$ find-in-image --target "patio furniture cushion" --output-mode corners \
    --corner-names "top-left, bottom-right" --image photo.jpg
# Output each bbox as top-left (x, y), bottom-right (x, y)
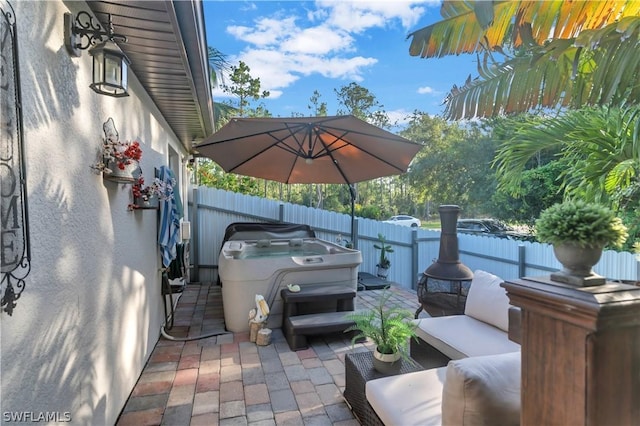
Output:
top-left (442, 352), bottom-right (521, 425)
top-left (464, 269), bottom-right (511, 332)
top-left (366, 367), bottom-right (447, 426)
top-left (413, 315), bottom-right (520, 359)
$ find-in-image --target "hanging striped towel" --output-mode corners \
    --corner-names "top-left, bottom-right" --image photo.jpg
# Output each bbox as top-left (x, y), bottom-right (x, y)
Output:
top-left (158, 166), bottom-right (181, 267)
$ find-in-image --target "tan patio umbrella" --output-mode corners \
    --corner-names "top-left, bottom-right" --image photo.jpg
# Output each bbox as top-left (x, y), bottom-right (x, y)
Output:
top-left (196, 115), bottom-right (422, 243)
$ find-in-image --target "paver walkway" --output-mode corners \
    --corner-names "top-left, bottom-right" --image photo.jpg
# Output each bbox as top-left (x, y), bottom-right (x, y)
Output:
top-left (116, 281), bottom-right (427, 425)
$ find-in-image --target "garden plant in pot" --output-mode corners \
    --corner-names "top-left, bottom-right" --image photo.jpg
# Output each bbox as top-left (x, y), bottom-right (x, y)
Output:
top-left (374, 233), bottom-right (393, 279)
top-left (536, 200), bottom-right (628, 286)
top-left (91, 118), bottom-right (143, 183)
top-left (345, 289), bottom-right (417, 374)
top-left (129, 175), bottom-right (173, 210)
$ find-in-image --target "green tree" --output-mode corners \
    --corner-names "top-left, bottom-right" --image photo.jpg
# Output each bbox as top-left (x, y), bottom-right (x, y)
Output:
top-left (407, 1), bottom-right (640, 120)
top-left (308, 90), bottom-right (328, 116)
top-left (195, 159), bottom-right (260, 195)
top-left (489, 162), bottom-right (564, 225)
top-left (401, 112), bottom-right (469, 212)
top-left (334, 82), bottom-right (390, 128)
top-left (200, 61), bottom-right (271, 192)
top-left (221, 61), bottom-right (270, 117)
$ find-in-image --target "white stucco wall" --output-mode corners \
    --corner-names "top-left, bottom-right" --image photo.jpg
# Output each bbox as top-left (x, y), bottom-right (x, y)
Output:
top-left (1, 1), bottom-right (188, 423)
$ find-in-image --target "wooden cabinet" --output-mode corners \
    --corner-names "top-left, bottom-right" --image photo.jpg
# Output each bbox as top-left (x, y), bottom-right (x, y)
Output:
top-left (503, 276), bottom-right (640, 426)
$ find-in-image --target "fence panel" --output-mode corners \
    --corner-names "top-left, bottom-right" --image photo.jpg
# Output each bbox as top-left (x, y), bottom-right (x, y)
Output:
top-left (189, 187), bottom-right (639, 287)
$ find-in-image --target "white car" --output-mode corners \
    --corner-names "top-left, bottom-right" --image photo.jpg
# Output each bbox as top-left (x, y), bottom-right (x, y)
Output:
top-left (384, 215), bottom-right (421, 227)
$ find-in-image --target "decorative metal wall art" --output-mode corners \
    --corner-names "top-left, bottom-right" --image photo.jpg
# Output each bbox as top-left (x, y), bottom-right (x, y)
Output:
top-left (1, 0), bottom-right (31, 316)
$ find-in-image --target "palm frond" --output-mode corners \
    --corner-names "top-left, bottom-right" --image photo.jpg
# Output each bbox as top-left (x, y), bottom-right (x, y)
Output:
top-left (442, 19), bottom-right (640, 120)
top-left (409, 1), bottom-right (640, 119)
top-left (208, 46), bottom-right (230, 88)
top-left (408, 0), bottom-right (640, 58)
top-left (213, 103), bottom-right (238, 131)
top-left (408, 1), bottom-right (519, 58)
top-left (495, 106), bottom-right (640, 205)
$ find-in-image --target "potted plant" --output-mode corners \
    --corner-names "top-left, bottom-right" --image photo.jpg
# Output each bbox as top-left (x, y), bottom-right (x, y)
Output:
top-left (535, 200), bottom-right (628, 286)
top-left (129, 176), bottom-right (172, 210)
top-left (91, 118), bottom-right (142, 183)
top-left (346, 289), bottom-right (417, 374)
top-left (374, 233), bottom-right (393, 279)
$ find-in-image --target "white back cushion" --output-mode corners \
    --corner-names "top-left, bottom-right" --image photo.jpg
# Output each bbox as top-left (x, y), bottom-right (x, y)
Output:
top-left (442, 352), bottom-right (521, 426)
top-left (464, 270), bottom-right (510, 331)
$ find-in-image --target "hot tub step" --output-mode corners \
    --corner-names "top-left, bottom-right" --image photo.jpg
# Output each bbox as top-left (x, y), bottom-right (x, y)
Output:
top-left (281, 285), bottom-right (356, 318)
top-left (284, 311), bottom-right (359, 351)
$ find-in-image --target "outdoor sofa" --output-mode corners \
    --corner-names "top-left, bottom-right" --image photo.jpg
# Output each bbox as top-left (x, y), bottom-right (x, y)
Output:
top-left (412, 269), bottom-right (521, 360)
top-left (365, 270), bottom-right (522, 425)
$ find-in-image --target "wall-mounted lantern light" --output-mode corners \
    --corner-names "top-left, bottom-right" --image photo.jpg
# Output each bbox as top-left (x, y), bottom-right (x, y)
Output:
top-left (64, 11), bottom-right (130, 97)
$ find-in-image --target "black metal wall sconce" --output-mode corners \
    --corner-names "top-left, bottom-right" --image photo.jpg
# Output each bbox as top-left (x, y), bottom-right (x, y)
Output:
top-left (64, 11), bottom-right (130, 97)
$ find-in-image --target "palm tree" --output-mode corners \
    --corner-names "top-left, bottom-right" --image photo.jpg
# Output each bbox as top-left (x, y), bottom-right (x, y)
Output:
top-left (493, 106), bottom-right (640, 248)
top-left (494, 106), bottom-right (639, 206)
top-left (407, 1), bottom-right (640, 120)
top-left (208, 46), bottom-right (237, 129)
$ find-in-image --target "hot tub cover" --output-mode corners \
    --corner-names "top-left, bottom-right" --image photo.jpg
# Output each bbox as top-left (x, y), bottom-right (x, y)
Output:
top-left (222, 222), bottom-right (316, 243)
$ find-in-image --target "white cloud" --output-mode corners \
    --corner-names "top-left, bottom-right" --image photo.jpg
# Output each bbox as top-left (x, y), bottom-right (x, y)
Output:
top-left (386, 108), bottom-right (415, 126)
top-left (417, 86), bottom-right (439, 95)
top-left (219, 1), bottom-right (436, 107)
top-left (281, 25), bottom-right (354, 55)
top-left (232, 48), bottom-right (377, 95)
top-left (227, 16), bottom-right (298, 47)
top-left (316, 1), bottom-right (433, 32)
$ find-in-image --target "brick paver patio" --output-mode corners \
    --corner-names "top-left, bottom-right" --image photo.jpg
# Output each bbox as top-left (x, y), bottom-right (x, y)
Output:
top-left (116, 281), bottom-right (426, 425)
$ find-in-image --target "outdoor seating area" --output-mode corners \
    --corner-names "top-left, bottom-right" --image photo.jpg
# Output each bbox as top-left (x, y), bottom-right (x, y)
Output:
top-left (117, 268), bottom-right (640, 426)
top-left (120, 265), bottom-right (527, 426)
top-left (367, 270), bottom-right (522, 425)
top-left (116, 281), bottom-right (431, 425)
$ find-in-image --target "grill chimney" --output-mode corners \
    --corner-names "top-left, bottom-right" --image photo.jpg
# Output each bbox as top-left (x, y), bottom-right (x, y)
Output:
top-left (416, 205), bottom-right (474, 317)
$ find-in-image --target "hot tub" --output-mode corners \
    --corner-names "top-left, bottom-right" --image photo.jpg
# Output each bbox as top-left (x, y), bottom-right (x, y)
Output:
top-left (219, 237), bottom-right (362, 332)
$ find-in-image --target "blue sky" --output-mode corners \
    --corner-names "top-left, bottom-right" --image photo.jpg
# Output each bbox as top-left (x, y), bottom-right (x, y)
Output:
top-left (203, 1), bottom-right (479, 124)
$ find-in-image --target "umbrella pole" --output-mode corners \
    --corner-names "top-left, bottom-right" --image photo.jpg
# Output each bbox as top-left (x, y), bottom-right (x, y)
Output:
top-left (349, 184), bottom-right (356, 248)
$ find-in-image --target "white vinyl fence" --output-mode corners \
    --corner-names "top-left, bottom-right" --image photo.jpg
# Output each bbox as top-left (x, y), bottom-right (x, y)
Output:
top-left (188, 187), bottom-right (639, 289)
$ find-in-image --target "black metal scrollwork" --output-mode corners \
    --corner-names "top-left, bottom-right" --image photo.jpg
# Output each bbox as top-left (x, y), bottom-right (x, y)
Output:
top-left (1, 0), bottom-right (31, 316)
top-left (69, 11), bottom-right (127, 51)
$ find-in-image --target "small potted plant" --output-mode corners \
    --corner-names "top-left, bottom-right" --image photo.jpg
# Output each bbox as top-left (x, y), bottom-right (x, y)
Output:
top-left (374, 233), bottom-right (393, 279)
top-left (535, 200), bottom-right (628, 286)
top-left (345, 289), bottom-right (417, 374)
top-left (129, 176), bottom-right (172, 210)
top-left (91, 118), bottom-right (142, 183)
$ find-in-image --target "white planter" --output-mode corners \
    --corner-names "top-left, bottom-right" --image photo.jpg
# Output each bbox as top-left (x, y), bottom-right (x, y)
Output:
top-left (104, 159), bottom-right (139, 184)
top-left (376, 265), bottom-right (389, 279)
top-left (372, 347), bottom-right (401, 375)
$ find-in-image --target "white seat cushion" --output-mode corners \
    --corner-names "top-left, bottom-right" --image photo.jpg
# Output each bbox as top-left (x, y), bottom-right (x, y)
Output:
top-left (366, 367), bottom-right (447, 426)
top-left (413, 315), bottom-right (520, 359)
top-left (464, 270), bottom-right (511, 332)
top-left (442, 352), bottom-right (521, 425)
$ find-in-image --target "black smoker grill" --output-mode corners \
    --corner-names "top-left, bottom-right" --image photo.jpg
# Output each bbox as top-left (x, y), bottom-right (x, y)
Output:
top-left (416, 205), bottom-right (474, 317)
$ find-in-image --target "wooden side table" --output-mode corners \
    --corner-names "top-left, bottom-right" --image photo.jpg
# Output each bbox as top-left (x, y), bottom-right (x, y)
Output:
top-left (344, 351), bottom-right (424, 425)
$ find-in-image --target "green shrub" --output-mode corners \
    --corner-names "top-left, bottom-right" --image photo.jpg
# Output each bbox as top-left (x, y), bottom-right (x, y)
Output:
top-left (535, 200), bottom-right (628, 249)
